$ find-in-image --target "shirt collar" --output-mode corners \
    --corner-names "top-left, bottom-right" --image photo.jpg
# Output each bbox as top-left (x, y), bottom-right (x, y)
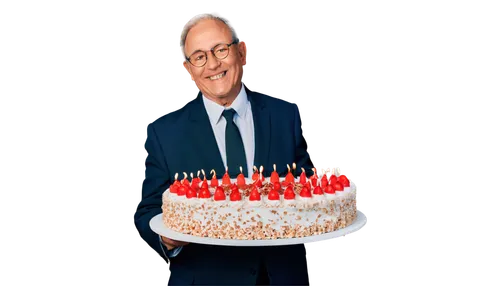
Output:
top-left (202, 84), bottom-right (249, 125)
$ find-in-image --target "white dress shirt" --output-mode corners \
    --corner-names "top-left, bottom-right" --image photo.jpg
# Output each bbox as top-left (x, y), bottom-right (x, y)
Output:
top-left (202, 84), bottom-right (255, 177)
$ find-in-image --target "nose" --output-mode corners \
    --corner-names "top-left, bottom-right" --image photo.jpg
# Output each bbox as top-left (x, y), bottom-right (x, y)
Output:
top-left (205, 51), bottom-right (221, 70)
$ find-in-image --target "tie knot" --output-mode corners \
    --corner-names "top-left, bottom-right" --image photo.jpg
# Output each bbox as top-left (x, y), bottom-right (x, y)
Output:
top-left (222, 108), bottom-right (237, 122)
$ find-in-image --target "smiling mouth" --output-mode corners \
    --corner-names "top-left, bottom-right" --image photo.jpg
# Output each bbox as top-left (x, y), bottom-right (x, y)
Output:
top-left (208, 71), bottom-right (227, 80)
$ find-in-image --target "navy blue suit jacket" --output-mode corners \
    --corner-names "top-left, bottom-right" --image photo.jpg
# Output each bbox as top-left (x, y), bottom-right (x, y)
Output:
top-left (134, 86), bottom-right (314, 285)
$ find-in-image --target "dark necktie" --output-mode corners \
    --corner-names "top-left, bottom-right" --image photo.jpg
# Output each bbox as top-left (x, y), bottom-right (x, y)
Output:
top-left (222, 109), bottom-right (248, 177)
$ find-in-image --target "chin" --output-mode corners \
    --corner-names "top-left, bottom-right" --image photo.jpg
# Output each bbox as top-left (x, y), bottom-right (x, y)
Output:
top-left (202, 81), bottom-right (238, 99)
top-left (211, 88), bottom-right (232, 98)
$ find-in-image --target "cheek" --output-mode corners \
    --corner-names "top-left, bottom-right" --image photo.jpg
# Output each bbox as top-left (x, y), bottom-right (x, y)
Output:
top-left (232, 60), bottom-right (241, 70)
top-left (193, 70), bottom-right (205, 81)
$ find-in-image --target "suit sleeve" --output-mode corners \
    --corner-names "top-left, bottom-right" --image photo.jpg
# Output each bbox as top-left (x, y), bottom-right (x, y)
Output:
top-left (293, 104), bottom-right (315, 176)
top-left (134, 123), bottom-right (171, 262)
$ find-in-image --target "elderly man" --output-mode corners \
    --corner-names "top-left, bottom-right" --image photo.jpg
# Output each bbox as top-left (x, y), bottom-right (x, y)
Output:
top-left (134, 14), bottom-right (314, 285)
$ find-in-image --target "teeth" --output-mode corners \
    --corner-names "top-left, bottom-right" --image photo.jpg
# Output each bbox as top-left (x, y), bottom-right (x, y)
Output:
top-left (209, 72), bottom-right (225, 80)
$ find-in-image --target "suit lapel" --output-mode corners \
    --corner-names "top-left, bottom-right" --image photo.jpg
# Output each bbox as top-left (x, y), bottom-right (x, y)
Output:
top-left (187, 93), bottom-right (226, 176)
top-left (246, 87), bottom-right (271, 173)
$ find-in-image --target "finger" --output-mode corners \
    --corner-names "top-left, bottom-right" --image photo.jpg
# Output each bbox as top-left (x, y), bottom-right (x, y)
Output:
top-left (161, 236), bottom-right (176, 245)
top-left (170, 239), bottom-right (189, 246)
top-left (161, 236), bottom-right (189, 246)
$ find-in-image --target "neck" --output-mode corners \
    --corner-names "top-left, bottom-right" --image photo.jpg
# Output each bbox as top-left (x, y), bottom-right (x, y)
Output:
top-left (217, 97), bottom-right (234, 107)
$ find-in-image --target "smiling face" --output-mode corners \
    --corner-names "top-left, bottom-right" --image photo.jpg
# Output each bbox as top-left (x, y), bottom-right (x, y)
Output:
top-left (183, 19), bottom-right (246, 106)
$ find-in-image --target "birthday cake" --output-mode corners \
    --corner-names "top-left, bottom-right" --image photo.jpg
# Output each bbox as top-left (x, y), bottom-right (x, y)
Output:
top-left (161, 164), bottom-right (357, 240)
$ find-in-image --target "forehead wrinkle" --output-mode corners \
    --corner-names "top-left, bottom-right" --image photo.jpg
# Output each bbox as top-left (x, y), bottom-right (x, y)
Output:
top-left (184, 20), bottom-right (232, 56)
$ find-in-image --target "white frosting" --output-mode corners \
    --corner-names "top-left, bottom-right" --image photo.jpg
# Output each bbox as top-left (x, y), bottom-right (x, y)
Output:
top-left (282, 198), bottom-right (298, 207)
top-left (229, 200), bottom-right (244, 209)
top-left (246, 199), bottom-right (263, 208)
top-left (335, 190), bottom-right (347, 199)
top-left (324, 193), bottom-right (337, 200)
top-left (263, 197), bottom-right (281, 207)
top-left (212, 199), bottom-right (229, 207)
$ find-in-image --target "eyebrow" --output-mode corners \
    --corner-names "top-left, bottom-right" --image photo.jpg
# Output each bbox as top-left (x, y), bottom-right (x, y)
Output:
top-left (188, 42), bottom-right (229, 56)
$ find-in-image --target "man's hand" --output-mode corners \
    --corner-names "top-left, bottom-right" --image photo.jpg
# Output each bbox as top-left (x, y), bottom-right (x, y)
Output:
top-left (161, 236), bottom-right (189, 250)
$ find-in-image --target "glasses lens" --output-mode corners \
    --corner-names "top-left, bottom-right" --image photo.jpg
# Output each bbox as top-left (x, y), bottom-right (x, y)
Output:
top-left (213, 44), bottom-right (230, 60)
top-left (189, 51), bottom-right (207, 67)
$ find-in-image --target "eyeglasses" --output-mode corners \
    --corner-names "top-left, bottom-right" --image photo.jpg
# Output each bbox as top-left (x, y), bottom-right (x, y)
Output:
top-left (186, 40), bottom-right (239, 67)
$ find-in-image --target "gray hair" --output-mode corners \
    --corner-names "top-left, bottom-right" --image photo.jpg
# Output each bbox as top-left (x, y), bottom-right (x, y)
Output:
top-left (180, 13), bottom-right (239, 58)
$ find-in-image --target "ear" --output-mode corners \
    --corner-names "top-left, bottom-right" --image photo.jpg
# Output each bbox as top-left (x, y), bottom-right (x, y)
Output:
top-left (237, 41), bottom-right (247, 66)
top-left (183, 61), bottom-right (195, 81)
top-left (181, 59), bottom-right (192, 79)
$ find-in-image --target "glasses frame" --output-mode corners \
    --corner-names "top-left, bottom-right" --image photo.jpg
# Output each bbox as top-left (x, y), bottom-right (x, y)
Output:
top-left (185, 40), bottom-right (239, 67)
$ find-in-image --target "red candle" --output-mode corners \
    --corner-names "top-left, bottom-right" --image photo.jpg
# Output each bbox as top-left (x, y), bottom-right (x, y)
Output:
top-left (253, 177), bottom-right (263, 188)
top-left (252, 166), bottom-right (260, 181)
top-left (213, 186), bottom-right (226, 201)
top-left (284, 185), bottom-right (295, 200)
top-left (182, 172), bottom-right (190, 186)
top-left (210, 169), bottom-right (218, 187)
top-left (268, 189), bottom-right (280, 200)
top-left (199, 187), bottom-right (211, 198)
top-left (329, 173), bottom-right (338, 185)
top-left (200, 169), bottom-right (209, 189)
top-left (259, 166), bottom-right (266, 182)
top-left (177, 185), bottom-right (187, 196)
top-left (170, 173), bottom-right (181, 193)
top-left (321, 173), bottom-right (329, 188)
top-left (339, 175), bottom-right (350, 187)
top-left (237, 166), bottom-right (246, 186)
top-left (271, 164), bottom-right (279, 184)
top-left (230, 188), bottom-right (241, 201)
top-left (284, 164), bottom-right (294, 185)
top-left (299, 186), bottom-right (312, 198)
top-left (191, 171), bottom-right (200, 192)
top-left (310, 168), bottom-right (318, 187)
top-left (191, 170), bottom-right (201, 186)
top-left (222, 167), bottom-right (231, 185)
top-left (249, 185), bottom-right (261, 201)
top-left (314, 185), bottom-right (325, 195)
top-left (299, 167), bottom-right (307, 185)
top-left (186, 186), bottom-right (197, 198)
